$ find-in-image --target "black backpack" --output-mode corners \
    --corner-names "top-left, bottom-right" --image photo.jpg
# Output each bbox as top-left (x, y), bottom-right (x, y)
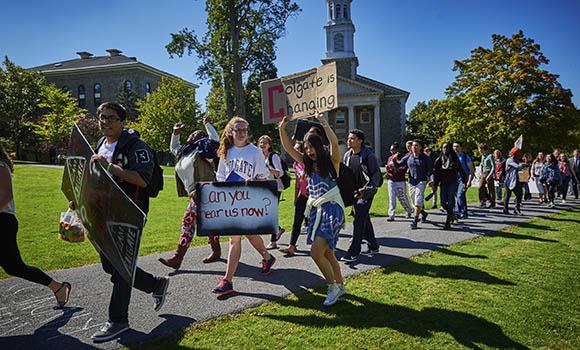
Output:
top-left (99, 135), bottom-right (164, 198)
top-left (330, 162), bottom-right (356, 207)
top-left (268, 152), bottom-right (291, 190)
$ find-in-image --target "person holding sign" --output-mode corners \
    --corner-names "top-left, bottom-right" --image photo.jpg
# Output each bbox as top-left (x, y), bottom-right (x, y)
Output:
top-left (90, 102), bottom-right (169, 343)
top-left (0, 146), bottom-right (72, 310)
top-left (258, 135), bottom-right (287, 250)
top-left (158, 116), bottom-right (221, 269)
top-left (212, 117), bottom-right (277, 296)
top-left (279, 113), bottom-right (346, 307)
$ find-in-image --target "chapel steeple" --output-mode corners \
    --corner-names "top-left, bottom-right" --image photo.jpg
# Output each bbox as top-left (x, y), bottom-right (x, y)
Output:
top-left (322, 0), bottom-right (358, 79)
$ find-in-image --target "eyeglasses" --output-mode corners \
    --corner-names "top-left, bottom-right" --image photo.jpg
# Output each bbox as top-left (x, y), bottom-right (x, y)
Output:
top-left (98, 114), bottom-right (120, 123)
top-left (233, 128), bottom-right (248, 133)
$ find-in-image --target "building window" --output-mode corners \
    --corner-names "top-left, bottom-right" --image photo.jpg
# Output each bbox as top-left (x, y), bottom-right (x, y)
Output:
top-left (145, 82), bottom-right (151, 95)
top-left (94, 83), bottom-right (102, 107)
top-left (335, 4), bottom-right (342, 18)
top-left (125, 80), bottom-right (133, 91)
top-left (334, 33), bottom-right (344, 51)
top-left (335, 111), bottom-right (345, 125)
top-left (360, 110), bottom-right (371, 124)
top-left (78, 85), bottom-right (86, 107)
top-left (329, 3), bottom-right (333, 19)
top-left (62, 86), bottom-right (69, 93)
top-left (344, 5), bottom-right (348, 19)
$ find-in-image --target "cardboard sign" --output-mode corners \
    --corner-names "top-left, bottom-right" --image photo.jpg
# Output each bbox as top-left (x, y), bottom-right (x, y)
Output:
top-left (61, 124), bottom-right (146, 286)
top-left (261, 62), bottom-right (338, 124)
top-left (195, 181), bottom-right (279, 236)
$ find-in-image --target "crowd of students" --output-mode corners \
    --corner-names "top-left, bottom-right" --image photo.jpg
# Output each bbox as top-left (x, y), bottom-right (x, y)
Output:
top-left (1, 102), bottom-right (578, 343)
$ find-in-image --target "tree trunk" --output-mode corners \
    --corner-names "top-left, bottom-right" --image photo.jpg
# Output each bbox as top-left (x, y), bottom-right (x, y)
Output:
top-left (228, 0), bottom-right (246, 118)
top-left (222, 69), bottom-right (235, 119)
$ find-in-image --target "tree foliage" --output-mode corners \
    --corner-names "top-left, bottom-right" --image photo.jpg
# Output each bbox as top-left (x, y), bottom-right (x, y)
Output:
top-left (408, 31), bottom-right (579, 153)
top-left (116, 80), bottom-right (139, 120)
top-left (132, 78), bottom-right (200, 151)
top-left (166, 0), bottom-right (300, 119)
top-left (0, 57), bottom-right (45, 158)
top-left (32, 84), bottom-right (86, 151)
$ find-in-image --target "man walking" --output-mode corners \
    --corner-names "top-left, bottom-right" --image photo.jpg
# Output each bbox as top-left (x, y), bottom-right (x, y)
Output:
top-left (478, 143), bottom-right (496, 208)
top-left (385, 142), bottom-right (413, 221)
top-left (341, 130), bottom-right (381, 262)
top-left (90, 102), bottom-right (169, 343)
top-left (571, 149), bottom-right (580, 199)
top-left (453, 142), bottom-right (475, 219)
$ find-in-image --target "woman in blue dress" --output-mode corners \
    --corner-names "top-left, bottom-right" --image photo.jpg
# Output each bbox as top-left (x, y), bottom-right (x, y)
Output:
top-left (279, 113), bottom-right (346, 307)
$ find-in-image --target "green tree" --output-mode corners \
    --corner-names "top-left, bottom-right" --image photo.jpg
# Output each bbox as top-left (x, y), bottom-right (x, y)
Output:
top-left (166, 0), bottom-right (300, 119)
top-left (445, 30), bottom-right (579, 153)
top-left (244, 60), bottom-right (278, 144)
top-left (116, 80), bottom-right (139, 120)
top-left (0, 57), bottom-right (45, 159)
top-left (132, 77), bottom-right (199, 151)
top-left (204, 72), bottom-right (229, 133)
top-left (406, 99), bottom-right (449, 148)
top-left (32, 84), bottom-right (87, 151)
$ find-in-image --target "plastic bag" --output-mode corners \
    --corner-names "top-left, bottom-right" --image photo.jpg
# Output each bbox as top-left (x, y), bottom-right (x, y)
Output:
top-left (59, 209), bottom-right (86, 243)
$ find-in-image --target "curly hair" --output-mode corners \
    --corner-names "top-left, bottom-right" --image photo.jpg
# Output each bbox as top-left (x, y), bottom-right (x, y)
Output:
top-left (218, 116), bottom-right (249, 160)
top-left (0, 145), bottom-right (14, 173)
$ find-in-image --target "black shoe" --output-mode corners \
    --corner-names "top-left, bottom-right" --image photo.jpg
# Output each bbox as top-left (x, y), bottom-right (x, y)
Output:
top-left (502, 209), bottom-right (509, 214)
top-left (421, 211), bottom-right (428, 223)
top-left (488, 204), bottom-right (496, 208)
top-left (91, 321), bottom-right (129, 343)
top-left (410, 220), bottom-right (418, 230)
top-left (153, 277), bottom-right (170, 311)
top-left (340, 254), bottom-right (357, 263)
top-left (363, 247), bottom-right (379, 256)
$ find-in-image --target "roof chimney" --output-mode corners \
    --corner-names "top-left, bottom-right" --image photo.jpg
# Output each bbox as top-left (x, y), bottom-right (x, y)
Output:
top-left (106, 49), bottom-right (123, 57)
top-left (76, 51), bottom-right (93, 59)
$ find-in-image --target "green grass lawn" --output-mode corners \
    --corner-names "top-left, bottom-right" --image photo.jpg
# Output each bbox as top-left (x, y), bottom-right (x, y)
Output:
top-left (3, 164), bottom-right (479, 279)
top-left (137, 207), bottom-right (580, 350)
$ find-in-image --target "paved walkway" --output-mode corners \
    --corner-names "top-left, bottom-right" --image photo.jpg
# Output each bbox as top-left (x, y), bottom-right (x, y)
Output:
top-left (1, 199), bottom-right (578, 349)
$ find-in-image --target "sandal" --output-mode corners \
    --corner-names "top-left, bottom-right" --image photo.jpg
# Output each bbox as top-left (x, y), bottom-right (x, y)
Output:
top-left (278, 246), bottom-right (296, 256)
top-left (53, 282), bottom-right (71, 310)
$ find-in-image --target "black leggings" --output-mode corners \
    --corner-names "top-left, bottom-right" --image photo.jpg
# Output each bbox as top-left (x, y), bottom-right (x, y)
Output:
top-left (0, 213), bottom-right (52, 286)
top-left (289, 194), bottom-right (308, 246)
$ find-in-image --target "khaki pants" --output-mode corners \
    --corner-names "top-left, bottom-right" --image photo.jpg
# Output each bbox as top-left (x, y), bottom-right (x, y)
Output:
top-left (478, 171), bottom-right (496, 205)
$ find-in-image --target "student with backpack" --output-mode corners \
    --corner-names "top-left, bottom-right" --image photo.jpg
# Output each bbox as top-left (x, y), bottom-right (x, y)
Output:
top-left (542, 154), bottom-right (562, 208)
top-left (90, 102), bottom-right (169, 343)
top-left (279, 114), bottom-right (346, 307)
top-left (502, 147), bottom-right (525, 215)
top-left (258, 135), bottom-right (288, 250)
top-left (453, 142), bottom-right (475, 219)
top-left (158, 116), bottom-right (221, 270)
top-left (340, 129), bottom-right (381, 262)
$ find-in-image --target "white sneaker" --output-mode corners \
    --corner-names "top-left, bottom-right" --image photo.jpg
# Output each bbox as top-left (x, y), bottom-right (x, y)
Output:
top-left (323, 283), bottom-right (343, 306)
top-left (300, 225), bottom-right (308, 234)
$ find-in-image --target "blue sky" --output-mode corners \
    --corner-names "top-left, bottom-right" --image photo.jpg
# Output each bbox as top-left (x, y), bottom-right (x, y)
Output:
top-left (1, 0), bottom-right (579, 111)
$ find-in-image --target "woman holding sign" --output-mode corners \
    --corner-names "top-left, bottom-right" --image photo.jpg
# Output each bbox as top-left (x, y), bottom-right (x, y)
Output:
top-left (212, 117), bottom-right (277, 296)
top-left (279, 113), bottom-right (346, 307)
top-left (0, 146), bottom-right (72, 309)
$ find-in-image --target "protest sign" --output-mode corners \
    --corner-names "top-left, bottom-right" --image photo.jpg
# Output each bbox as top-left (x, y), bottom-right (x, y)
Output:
top-left (260, 62), bottom-right (338, 124)
top-left (61, 124), bottom-right (146, 286)
top-left (195, 181), bottom-right (279, 236)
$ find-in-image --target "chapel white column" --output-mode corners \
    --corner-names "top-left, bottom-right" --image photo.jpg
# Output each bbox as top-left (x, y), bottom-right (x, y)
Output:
top-left (348, 105), bottom-right (355, 131)
top-left (374, 103), bottom-right (381, 159)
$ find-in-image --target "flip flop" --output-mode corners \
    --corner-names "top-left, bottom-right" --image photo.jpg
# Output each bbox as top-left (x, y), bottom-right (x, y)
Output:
top-left (53, 282), bottom-right (71, 310)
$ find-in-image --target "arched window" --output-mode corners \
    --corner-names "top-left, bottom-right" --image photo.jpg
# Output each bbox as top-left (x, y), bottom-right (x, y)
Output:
top-left (93, 83), bottom-right (102, 107)
top-left (343, 5), bottom-right (348, 19)
top-left (78, 85), bottom-right (86, 107)
top-left (145, 82), bottom-right (151, 95)
top-left (329, 3), bottom-right (334, 19)
top-left (334, 33), bottom-right (344, 51)
top-left (125, 80), bottom-right (133, 91)
top-left (335, 4), bottom-right (342, 19)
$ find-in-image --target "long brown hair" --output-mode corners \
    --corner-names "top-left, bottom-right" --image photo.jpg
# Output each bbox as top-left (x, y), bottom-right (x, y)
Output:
top-left (0, 145), bottom-right (14, 173)
top-left (303, 132), bottom-right (331, 178)
top-left (218, 116), bottom-right (248, 160)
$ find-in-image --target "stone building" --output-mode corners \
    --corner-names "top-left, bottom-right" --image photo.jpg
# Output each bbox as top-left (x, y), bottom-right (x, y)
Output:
top-left (323, 0), bottom-right (409, 163)
top-left (29, 49), bottom-right (198, 116)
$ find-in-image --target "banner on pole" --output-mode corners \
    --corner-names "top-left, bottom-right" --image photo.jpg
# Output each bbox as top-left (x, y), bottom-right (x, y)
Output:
top-left (195, 181), bottom-right (279, 236)
top-left (61, 124), bottom-right (146, 286)
top-left (260, 62), bottom-right (338, 124)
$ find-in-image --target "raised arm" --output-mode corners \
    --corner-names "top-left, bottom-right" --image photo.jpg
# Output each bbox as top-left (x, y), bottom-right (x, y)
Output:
top-left (315, 113), bottom-right (340, 173)
top-left (278, 116), bottom-right (303, 164)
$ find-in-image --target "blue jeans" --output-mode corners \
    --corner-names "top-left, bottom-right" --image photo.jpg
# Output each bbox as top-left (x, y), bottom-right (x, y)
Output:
top-left (454, 180), bottom-right (467, 217)
top-left (496, 182), bottom-right (503, 201)
top-left (440, 182), bottom-right (458, 218)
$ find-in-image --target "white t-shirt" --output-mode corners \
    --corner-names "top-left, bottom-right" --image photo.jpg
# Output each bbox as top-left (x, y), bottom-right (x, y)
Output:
top-left (266, 152), bottom-right (284, 193)
top-left (216, 143), bottom-right (269, 182)
top-left (98, 141), bottom-right (118, 163)
top-left (0, 161), bottom-right (15, 215)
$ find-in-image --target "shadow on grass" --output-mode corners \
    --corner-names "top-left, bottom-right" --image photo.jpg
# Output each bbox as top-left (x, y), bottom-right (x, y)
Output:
top-left (382, 260), bottom-right (515, 285)
top-left (376, 237), bottom-right (488, 259)
top-left (264, 290), bottom-right (529, 349)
